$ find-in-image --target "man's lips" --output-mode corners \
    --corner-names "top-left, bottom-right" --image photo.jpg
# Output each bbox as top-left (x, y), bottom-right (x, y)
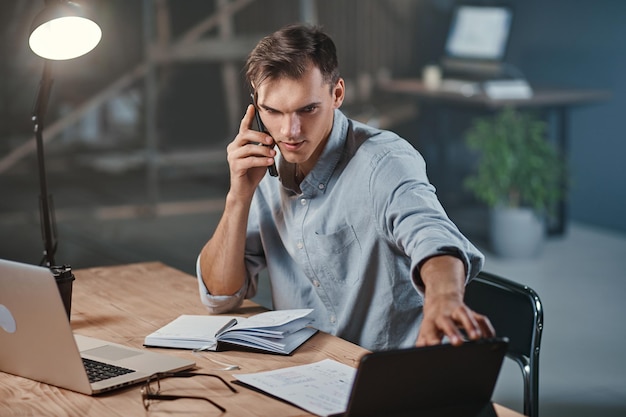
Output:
top-left (279, 141), bottom-right (305, 152)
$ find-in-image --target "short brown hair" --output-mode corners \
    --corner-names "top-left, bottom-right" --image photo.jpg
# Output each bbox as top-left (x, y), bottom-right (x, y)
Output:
top-left (245, 24), bottom-right (340, 92)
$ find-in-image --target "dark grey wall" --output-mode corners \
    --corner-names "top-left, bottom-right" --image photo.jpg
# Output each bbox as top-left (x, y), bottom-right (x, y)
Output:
top-left (507, 0), bottom-right (625, 234)
top-left (415, 0), bottom-right (626, 234)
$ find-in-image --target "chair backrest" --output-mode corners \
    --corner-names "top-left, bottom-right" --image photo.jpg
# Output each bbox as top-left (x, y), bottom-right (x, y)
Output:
top-left (464, 271), bottom-right (543, 417)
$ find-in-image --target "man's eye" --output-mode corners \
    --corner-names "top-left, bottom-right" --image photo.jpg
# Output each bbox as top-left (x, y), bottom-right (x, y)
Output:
top-left (302, 106), bottom-right (317, 113)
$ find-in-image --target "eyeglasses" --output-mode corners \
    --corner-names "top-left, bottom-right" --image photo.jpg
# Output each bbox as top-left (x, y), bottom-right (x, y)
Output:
top-left (141, 371), bottom-right (238, 412)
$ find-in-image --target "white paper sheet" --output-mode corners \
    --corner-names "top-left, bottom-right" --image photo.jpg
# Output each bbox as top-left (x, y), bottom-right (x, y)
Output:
top-left (234, 359), bottom-right (356, 417)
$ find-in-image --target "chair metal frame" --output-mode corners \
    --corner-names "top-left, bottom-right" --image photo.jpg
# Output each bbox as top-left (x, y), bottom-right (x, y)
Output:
top-left (464, 271), bottom-right (543, 417)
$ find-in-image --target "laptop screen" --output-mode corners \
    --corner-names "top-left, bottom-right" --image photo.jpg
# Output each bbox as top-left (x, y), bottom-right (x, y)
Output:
top-left (444, 4), bottom-right (513, 63)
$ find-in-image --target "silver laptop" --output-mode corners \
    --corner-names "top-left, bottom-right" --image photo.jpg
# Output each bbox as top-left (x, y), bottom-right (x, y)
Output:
top-left (0, 258), bottom-right (195, 395)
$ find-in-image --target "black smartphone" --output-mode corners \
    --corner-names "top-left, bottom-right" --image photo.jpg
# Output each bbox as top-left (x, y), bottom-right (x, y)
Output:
top-left (251, 94), bottom-right (278, 177)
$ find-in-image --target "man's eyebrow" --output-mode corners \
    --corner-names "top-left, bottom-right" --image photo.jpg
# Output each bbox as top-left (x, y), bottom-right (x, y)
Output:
top-left (260, 101), bottom-right (322, 113)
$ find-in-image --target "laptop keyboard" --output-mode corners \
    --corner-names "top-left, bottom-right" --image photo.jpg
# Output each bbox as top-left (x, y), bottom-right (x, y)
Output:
top-left (82, 358), bottom-right (135, 383)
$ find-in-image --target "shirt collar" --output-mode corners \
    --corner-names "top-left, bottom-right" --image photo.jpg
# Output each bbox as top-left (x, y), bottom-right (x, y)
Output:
top-left (279, 109), bottom-right (349, 196)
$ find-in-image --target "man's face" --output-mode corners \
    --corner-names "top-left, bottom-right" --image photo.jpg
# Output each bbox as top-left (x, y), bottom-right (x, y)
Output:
top-left (255, 64), bottom-right (345, 174)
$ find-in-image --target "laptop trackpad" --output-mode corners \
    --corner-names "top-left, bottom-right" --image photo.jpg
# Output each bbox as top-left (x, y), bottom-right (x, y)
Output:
top-left (82, 345), bottom-right (142, 361)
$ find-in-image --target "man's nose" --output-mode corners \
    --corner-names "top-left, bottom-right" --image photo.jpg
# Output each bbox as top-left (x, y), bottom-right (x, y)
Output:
top-left (280, 114), bottom-right (301, 138)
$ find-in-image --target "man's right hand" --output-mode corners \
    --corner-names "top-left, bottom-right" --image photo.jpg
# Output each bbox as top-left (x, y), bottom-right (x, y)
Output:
top-left (199, 105), bottom-right (275, 297)
top-left (226, 105), bottom-right (276, 200)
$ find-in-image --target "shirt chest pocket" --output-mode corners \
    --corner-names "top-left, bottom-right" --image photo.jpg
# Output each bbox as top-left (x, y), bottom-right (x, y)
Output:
top-left (311, 225), bottom-right (361, 286)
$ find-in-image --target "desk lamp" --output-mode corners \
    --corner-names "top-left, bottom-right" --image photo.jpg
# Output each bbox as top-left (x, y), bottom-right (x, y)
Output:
top-left (28, 0), bottom-right (101, 317)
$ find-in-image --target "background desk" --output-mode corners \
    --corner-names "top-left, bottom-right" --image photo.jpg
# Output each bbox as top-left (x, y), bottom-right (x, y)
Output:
top-left (0, 262), bottom-right (523, 417)
top-left (378, 79), bottom-right (610, 235)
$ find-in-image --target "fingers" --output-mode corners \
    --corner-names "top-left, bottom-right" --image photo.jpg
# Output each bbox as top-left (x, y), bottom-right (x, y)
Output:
top-left (238, 105), bottom-right (273, 145)
top-left (240, 104), bottom-right (256, 132)
top-left (416, 305), bottom-right (496, 347)
top-left (227, 139), bottom-right (276, 174)
top-left (416, 311), bottom-right (464, 347)
top-left (437, 315), bottom-right (466, 346)
top-left (226, 107), bottom-right (277, 192)
top-left (457, 309), bottom-right (496, 341)
top-left (415, 321), bottom-right (445, 347)
top-left (455, 307), bottom-right (484, 340)
top-left (473, 312), bottom-right (496, 339)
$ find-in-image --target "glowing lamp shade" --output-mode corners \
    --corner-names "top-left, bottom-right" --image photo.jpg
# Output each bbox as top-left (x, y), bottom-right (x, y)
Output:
top-left (29, 2), bottom-right (102, 61)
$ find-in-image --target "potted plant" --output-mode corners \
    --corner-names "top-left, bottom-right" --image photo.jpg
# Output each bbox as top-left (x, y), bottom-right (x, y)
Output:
top-left (464, 106), bottom-right (567, 258)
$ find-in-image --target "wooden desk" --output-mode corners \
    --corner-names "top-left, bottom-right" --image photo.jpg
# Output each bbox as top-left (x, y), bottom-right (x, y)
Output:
top-left (0, 262), bottom-right (523, 417)
top-left (379, 78), bottom-right (610, 235)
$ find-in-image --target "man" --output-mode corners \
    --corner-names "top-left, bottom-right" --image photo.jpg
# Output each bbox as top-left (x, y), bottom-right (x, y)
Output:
top-left (197, 24), bottom-right (494, 351)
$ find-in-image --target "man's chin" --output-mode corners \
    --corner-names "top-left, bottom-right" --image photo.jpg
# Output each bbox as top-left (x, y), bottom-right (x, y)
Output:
top-left (278, 150), bottom-right (306, 164)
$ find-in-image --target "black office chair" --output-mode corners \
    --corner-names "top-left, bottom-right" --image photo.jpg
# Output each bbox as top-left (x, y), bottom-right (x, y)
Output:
top-left (464, 271), bottom-right (543, 417)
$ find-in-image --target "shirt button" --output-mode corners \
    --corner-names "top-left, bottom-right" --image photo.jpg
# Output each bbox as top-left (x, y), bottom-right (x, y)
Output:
top-left (300, 198), bottom-right (307, 205)
top-left (318, 183), bottom-right (325, 190)
top-left (296, 241), bottom-right (304, 250)
top-left (330, 315), bottom-right (336, 324)
top-left (313, 280), bottom-right (320, 287)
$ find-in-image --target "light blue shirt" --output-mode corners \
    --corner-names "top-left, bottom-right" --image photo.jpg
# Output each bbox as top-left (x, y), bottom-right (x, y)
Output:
top-left (197, 109), bottom-right (483, 351)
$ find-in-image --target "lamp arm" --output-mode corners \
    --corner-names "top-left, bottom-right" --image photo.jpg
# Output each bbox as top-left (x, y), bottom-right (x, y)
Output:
top-left (32, 60), bottom-right (57, 267)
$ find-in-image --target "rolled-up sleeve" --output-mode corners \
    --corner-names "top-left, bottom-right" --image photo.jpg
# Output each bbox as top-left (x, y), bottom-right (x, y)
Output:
top-left (195, 255), bottom-right (247, 314)
top-left (369, 146), bottom-right (484, 295)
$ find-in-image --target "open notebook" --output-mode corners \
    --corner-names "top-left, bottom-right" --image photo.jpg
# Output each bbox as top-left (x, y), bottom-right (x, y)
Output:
top-left (144, 310), bottom-right (317, 355)
top-left (0, 258), bottom-right (195, 395)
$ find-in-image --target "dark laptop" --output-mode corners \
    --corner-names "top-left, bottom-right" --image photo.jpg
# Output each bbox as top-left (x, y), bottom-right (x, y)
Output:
top-left (335, 338), bottom-right (509, 417)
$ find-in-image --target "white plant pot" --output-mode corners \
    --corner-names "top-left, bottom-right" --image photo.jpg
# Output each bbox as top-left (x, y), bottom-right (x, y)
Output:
top-left (490, 206), bottom-right (545, 258)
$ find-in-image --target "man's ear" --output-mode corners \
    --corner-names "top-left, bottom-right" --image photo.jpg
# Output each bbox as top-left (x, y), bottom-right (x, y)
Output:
top-left (332, 78), bottom-right (345, 108)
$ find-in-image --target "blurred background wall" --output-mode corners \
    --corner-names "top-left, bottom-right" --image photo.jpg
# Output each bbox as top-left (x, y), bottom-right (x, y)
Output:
top-left (1, 0), bottom-right (624, 272)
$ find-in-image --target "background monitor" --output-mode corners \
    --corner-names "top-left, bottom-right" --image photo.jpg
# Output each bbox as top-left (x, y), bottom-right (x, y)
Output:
top-left (445, 4), bottom-right (513, 61)
top-left (442, 4), bottom-right (513, 77)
